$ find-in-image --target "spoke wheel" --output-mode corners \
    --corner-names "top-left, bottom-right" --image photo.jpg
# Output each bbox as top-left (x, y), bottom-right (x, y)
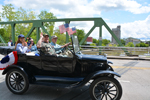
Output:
top-left (90, 77), bottom-right (122, 100)
top-left (6, 69), bottom-right (29, 94)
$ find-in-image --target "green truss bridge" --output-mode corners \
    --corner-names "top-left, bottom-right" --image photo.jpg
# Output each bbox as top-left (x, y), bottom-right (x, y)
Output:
top-left (0, 17), bottom-right (130, 56)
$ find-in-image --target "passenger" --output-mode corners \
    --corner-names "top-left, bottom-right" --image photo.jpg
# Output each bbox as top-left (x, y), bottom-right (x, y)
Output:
top-left (29, 39), bottom-right (39, 54)
top-left (37, 33), bottom-right (55, 55)
top-left (15, 34), bottom-right (31, 53)
top-left (27, 37), bottom-right (32, 46)
top-left (50, 35), bottom-right (71, 54)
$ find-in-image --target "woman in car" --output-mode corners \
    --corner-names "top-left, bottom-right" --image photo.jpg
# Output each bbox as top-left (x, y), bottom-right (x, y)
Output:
top-left (29, 39), bottom-right (39, 54)
top-left (14, 34), bottom-right (32, 53)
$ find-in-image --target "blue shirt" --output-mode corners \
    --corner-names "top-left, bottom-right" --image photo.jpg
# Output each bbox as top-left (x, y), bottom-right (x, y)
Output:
top-left (50, 42), bottom-right (62, 51)
top-left (30, 45), bottom-right (37, 51)
top-left (16, 43), bottom-right (30, 53)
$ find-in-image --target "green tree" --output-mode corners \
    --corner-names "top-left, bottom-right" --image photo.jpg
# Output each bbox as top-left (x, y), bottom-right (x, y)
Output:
top-left (38, 10), bottom-right (57, 36)
top-left (53, 29), bottom-right (66, 45)
top-left (121, 39), bottom-right (126, 45)
top-left (0, 28), bottom-right (9, 43)
top-left (102, 39), bottom-right (110, 46)
top-left (90, 43), bottom-right (96, 48)
top-left (93, 38), bottom-right (98, 44)
top-left (125, 42), bottom-right (134, 47)
top-left (135, 43), bottom-right (149, 47)
top-left (1, 4), bottom-right (17, 40)
top-left (108, 43), bottom-right (117, 47)
top-left (2, 4), bottom-right (16, 21)
top-left (15, 8), bottom-right (37, 41)
top-left (73, 29), bottom-right (86, 44)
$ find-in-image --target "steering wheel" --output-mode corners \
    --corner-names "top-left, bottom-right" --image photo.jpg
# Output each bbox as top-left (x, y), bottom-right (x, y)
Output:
top-left (67, 46), bottom-right (74, 54)
top-left (61, 46), bottom-right (66, 53)
top-left (55, 46), bottom-right (66, 54)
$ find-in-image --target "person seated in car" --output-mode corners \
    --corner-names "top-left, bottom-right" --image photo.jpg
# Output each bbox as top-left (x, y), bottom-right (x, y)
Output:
top-left (15, 34), bottom-right (32, 53)
top-left (37, 33), bottom-right (55, 55)
top-left (50, 35), bottom-right (71, 54)
top-left (28, 39), bottom-right (39, 54)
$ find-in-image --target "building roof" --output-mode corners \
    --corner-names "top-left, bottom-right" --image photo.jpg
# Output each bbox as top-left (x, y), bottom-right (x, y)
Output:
top-left (86, 37), bottom-right (93, 42)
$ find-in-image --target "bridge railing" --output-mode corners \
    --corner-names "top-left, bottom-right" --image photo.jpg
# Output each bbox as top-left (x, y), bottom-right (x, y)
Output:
top-left (80, 45), bottom-right (150, 56)
top-left (0, 43), bottom-right (8, 46)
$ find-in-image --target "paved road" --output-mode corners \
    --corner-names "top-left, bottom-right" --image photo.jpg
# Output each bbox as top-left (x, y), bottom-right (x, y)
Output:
top-left (0, 55), bottom-right (150, 100)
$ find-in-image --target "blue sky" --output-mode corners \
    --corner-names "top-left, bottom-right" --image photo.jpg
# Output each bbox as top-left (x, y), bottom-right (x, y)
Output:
top-left (1, 0), bottom-right (150, 40)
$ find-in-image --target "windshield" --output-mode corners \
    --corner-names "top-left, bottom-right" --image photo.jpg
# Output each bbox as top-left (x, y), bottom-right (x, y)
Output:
top-left (71, 35), bottom-right (80, 53)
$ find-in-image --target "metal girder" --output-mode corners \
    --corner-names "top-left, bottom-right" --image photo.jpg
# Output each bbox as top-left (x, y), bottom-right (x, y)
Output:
top-left (99, 26), bottom-right (102, 55)
top-left (0, 34), bottom-right (6, 45)
top-left (36, 27), bottom-right (40, 42)
top-left (79, 25), bottom-right (96, 45)
top-left (0, 18), bottom-right (102, 24)
top-left (65, 21), bottom-right (70, 43)
top-left (25, 26), bottom-right (35, 40)
top-left (41, 25), bottom-right (51, 41)
top-left (11, 23), bottom-right (15, 43)
top-left (102, 19), bottom-right (130, 56)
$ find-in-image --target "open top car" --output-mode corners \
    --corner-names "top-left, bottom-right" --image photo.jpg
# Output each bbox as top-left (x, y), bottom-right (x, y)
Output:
top-left (0, 35), bottom-right (122, 100)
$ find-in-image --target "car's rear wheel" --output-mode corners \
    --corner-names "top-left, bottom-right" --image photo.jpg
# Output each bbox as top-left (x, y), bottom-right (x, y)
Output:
top-left (89, 77), bottom-right (122, 100)
top-left (6, 69), bottom-right (29, 94)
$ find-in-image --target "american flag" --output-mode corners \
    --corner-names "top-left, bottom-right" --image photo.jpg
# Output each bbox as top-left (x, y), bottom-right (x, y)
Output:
top-left (59, 23), bottom-right (69, 34)
top-left (67, 27), bottom-right (76, 35)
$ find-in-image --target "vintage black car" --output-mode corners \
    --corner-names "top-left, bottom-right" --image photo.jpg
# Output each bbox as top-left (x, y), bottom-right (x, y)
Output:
top-left (0, 36), bottom-right (122, 100)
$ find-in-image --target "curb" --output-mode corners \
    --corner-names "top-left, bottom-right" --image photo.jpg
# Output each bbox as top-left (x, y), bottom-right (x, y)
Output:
top-left (107, 56), bottom-right (150, 61)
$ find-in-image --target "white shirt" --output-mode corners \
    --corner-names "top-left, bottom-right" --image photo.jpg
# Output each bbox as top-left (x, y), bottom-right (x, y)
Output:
top-left (16, 43), bottom-right (30, 53)
top-left (8, 42), bottom-right (11, 46)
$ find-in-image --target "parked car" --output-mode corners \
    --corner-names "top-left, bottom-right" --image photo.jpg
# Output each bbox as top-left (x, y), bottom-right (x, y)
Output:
top-left (0, 35), bottom-right (122, 100)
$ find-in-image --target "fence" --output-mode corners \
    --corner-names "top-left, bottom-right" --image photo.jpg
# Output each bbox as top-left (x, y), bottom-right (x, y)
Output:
top-left (1, 44), bottom-right (149, 56)
top-left (0, 43), bottom-right (7, 46)
top-left (80, 45), bottom-right (150, 56)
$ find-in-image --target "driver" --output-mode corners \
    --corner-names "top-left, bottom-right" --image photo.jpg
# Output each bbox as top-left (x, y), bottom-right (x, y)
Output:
top-left (50, 35), bottom-right (71, 54)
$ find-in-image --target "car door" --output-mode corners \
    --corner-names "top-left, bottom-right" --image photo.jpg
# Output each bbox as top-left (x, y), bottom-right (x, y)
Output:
top-left (26, 55), bottom-right (41, 75)
top-left (41, 55), bottom-right (58, 72)
top-left (57, 56), bottom-right (75, 73)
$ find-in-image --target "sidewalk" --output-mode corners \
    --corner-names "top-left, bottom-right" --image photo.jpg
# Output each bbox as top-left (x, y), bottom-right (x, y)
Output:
top-left (107, 56), bottom-right (150, 61)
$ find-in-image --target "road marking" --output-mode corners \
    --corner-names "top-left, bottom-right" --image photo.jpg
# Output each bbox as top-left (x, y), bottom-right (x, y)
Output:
top-left (112, 66), bottom-right (150, 70)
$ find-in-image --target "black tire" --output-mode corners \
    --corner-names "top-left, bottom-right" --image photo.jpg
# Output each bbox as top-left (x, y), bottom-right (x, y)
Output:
top-left (5, 69), bottom-right (29, 94)
top-left (89, 77), bottom-right (122, 100)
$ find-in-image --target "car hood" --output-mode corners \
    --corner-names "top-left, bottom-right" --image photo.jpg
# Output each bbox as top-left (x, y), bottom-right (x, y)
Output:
top-left (76, 54), bottom-right (107, 62)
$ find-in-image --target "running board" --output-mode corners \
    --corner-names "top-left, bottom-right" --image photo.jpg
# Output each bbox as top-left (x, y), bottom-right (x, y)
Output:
top-left (35, 75), bottom-right (84, 83)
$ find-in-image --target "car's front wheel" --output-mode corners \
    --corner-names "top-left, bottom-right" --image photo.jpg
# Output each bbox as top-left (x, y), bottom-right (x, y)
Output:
top-left (5, 69), bottom-right (29, 94)
top-left (89, 77), bottom-right (122, 100)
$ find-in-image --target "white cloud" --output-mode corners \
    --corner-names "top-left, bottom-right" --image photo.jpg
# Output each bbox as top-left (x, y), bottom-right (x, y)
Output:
top-left (121, 15), bottom-right (150, 39)
top-left (4, 0), bottom-right (98, 18)
top-left (92, 15), bottom-right (150, 40)
top-left (0, 4), bottom-right (2, 12)
top-left (4, 0), bottom-right (150, 16)
top-left (90, 0), bottom-right (150, 14)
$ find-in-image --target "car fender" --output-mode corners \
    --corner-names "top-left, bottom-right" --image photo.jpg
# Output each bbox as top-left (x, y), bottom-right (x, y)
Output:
top-left (2, 65), bottom-right (27, 76)
top-left (107, 60), bottom-right (113, 64)
top-left (71, 70), bottom-right (120, 88)
top-left (91, 70), bottom-right (120, 78)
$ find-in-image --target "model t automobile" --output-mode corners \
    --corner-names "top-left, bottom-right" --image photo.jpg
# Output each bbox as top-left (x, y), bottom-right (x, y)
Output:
top-left (0, 36), bottom-right (122, 100)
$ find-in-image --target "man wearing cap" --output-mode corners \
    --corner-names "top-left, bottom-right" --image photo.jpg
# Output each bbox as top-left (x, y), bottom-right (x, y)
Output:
top-left (37, 33), bottom-right (55, 55)
top-left (50, 35), bottom-right (71, 54)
